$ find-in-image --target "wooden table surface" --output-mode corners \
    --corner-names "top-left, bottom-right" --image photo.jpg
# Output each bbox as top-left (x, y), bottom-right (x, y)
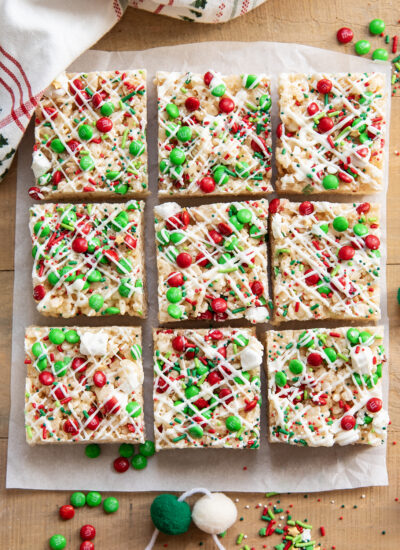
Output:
top-left (1, 1), bottom-right (400, 548)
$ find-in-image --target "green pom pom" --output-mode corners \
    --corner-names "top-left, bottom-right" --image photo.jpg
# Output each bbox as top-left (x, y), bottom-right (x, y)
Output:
top-left (150, 494), bottom-right (192, 535)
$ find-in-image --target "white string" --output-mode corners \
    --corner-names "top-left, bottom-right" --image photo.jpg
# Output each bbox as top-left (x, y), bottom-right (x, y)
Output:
top-left (145, 488), bottom-right (226, 550)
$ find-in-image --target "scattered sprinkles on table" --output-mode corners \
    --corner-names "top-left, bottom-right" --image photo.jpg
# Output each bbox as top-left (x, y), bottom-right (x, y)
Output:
top-left (276, 73), bottom-right (386, 194)
top-left (31, 70), bottom-right (148, 200)
top-left (271, 199), bottom-right (381, 322)
top-left (24, 326), bottom-right (145, 444)
top-left (156, 71), bottom-right (273, 196)
top-left (154, 201), bottom-right (269, 323)
top-left (266, 326), bottom-right (389, 447)
top-left (29, 201), bottom-right (145, 317)
top-left (153, 327), bottom-right (262, 449)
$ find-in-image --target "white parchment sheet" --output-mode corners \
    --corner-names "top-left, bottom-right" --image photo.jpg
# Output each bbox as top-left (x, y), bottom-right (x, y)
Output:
top-left (7, 43), bottom-right (391, 492)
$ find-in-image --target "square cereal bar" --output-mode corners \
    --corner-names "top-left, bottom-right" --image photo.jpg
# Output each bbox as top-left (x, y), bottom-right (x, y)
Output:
top-left (30, 201), bottom-right (146, 318)
top-left (266, 326), bottom-right (389, 447)
top-left (276, 72), bottom-right (386, 194)
top-left (153, 327), bottom-right (262, 449)
top-left (271, 199), bottom-right (381, 322)
top-left (31, 70), bottom-right (148, 199)
top-left (155, 201), bottom-right (269, 323)
top-left (25, 326), bottom-right (145, 444)
top-left (157, 71), bottom-right (273, 196)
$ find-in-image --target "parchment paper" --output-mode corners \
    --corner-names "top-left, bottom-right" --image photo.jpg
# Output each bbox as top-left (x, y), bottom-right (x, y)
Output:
top-left (7, 42), bottom-right (391, 492)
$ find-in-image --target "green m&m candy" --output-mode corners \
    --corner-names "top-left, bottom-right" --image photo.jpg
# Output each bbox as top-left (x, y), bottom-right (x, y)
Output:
top-left (211, 83), bottom-right (226, 97)
top-left (34, 221), bottom-right (50, 237)
top-left (169, 147), bottom-right (186, 165)
top-left (225, 415), bottom-right (241, 432)
top-left (289, 359), bottom-right (304, 374)
top-left (229, 215), bottom-right (244, 231)
top-left (360, 331), bottom-right (372, 343)
top-left (166, 122), bottom-right (180, 137)
top-left (346, 327), bottom-right (360, 344)
top-left (170, 165), bottom-right (184, 180)
top-left (353, 223), bottom-right (368, 237)
top-left (65, 329), bottom-right (80, 344)
top-left (86, 491), bottom-right (102, 507)
top-left (37, 357), bottom-right (48, 371)
top-left (139, 440), bottom-right (156, 457)
top-left (70, 491), bottom-right (86, 508)
top-left (119, 443), bottom-right (134, 458)
top-left (87, 269), bottom-right (102, 283)
top-left (333, 216), bottom-right (348, 232)
top-left (112, 210), bottom-right (129, 231)
top-left (100, 102), bottom-right (115, 116)
top-left (167, 304), bottom-right (183, 319)
top-left (129, 140), bottom-right (144, 156)
top-left (166, 287), bottom-right (182, 303)
top-left (372, 48), bottom-right (389, 61)
top-left (176, 126), bottom-right (192, 142)
top-left (369, 18), bottom-right (385, 35)
top-left (130, 344), bottom-right (142, 360)
top-left (117, 257), bottom-right (133, 274)
top-left (126, 401), bottom-right (142, 418)
top-left (103, 307), bottom-right (120, 315)
top-left (79, 155), bottom-right (95, 171)
top-left (214, 166), bottom-right (229, 185)
top-left (185, 385), bottom-right (200, 399)
top-left (132, 454), bottom-right (147, 470)
top-left (103, 496), bottom-right (119, 514)
top-left (355, 39), bottom-right (371, 56)
top-left (244, 74), bottom-right (258, 88)
top-left (118, 279), bottom-right (132, 297)
top-left (235, 161), bottom-right (250, 178)
top-left (32, 341), bottom-right (46, 357)
top-left (78, 124), bottom-right (93, 141)
top-left (50, 139), bottom-right (65, 154)
top-left (322, 174), bottom-right (339, 190)
top-left (259, 94), bottom-right (271, 111)
top-left (49, 328), bottom-right (65, 345)
top-left (85, 443), bottom-right (101, 458)
top-left (324, 347), bottom-right (337, 363)
top-left (89, 294), bottom-right (104, 311)
top-left (115, 183), bottom-right (129, 195)
top-left (188, 425), bottom-right (203, 438)
top-left (275, 371), bottom-right (287, 387)
top-left (166, 103), bottom-right (179, 119)
top-left (49, 534), bottom-right (66, 550)
top-left (54, 358), bottom-right (70, 377)
top-left (237, 208), bottom-right (252, 224)
top-left (170, 231), bottom-right (185, 244)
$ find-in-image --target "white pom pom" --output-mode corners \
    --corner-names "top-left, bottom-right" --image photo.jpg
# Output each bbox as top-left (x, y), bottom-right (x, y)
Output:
top-left (192, 493), bottom-right (237, 535)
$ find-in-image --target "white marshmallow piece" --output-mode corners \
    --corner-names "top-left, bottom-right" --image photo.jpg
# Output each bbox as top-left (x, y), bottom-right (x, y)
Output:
top-left (32, 151), bottom-right (52, 179)
top-left (245, 306), bottom-right (269, 324)
top-left (240, 340), bottom-right (263, 371)
top-left (350, 345), bottom-right (373, 376)
top-left (372, 409), bottom-right (390, 434)
top-left (192, 493), bottom-right (237, 535)
top-left (334, 429), bottom-right (360, 446)
top-left (154, 202), bottom-right (181, 220)
top-left (80, 331), bottom-right (108, 357)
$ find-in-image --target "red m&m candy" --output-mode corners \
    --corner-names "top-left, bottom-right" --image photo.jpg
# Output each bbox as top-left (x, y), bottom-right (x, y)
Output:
top-left (33, 285), bottom-right (46, 301)
top-left (167, 272), bottom-right (184, 287)
top-left (204, 72), bottom-right (213, 86)
top-left (316, 79), bottom-right (332, 94)
top-left (211, 298), bottom-right (227, 313)
top-left (337, 27), bottom-right (354, 44)
top-left (299, 201), bottom-right (314, 216)
top-left (338, 245), bottom-right (355, 261)
top-left (96, 117), bottom-right (113, 133)
top-left (341, 415), bottom-right (356, 431)
top-left (318, 117), bottom-right (334, 133)
top-left (113, 456), bottom-right (130, 473)
top-left (80, 524), bottom-right (96, 541)
top-left (268, 198), bottom-right (280, 214)
top-left (304, 269), bottom-right (319, 286)
top-left (219, 97), bottom-right (235, 113)
top-left (185, 96), bottom-right (200, 111)
top-left (93, 371), bottom-right (106, 388)
top-left (365, 235), bottom-right (380, 250)
top-left (72, 237), bottom-right (88, 253)
top-left (307, 352), bottom-right (323, 367)
top-left (59, 504), bottom-right (75, 520)
top-left (176, 252), bottom-right (192, 268)
top-left (307, 102), bottom-right (319, 116)
top-left (39, 371), bottom-right (55, 386)
top-left (80, 542), bottom-right (95, 550)
top-left (198, 176), bottom-right (215, 194)
top-left (366, 397), bottom-right (382, 413)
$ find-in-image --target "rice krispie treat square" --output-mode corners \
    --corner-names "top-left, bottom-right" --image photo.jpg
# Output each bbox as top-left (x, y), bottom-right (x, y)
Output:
top-left (266, 326), bottom-right (389, 447)
top-left (30, 201), bottom-right (146, 318)
top-left (155, 201), bottom-right (270, 323)
top-left (276, 72), bottom-right (386, 194)
top-left (31, 70), bottom-right (148, 200)
top-left (25, 326), bottom-right (145, 444)
top-left (271, 199), bottom-right (381, 322)
top-left (156, 71), bottom-right (273, 196)
top-left (153, 327), bottom-right (262, 449)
